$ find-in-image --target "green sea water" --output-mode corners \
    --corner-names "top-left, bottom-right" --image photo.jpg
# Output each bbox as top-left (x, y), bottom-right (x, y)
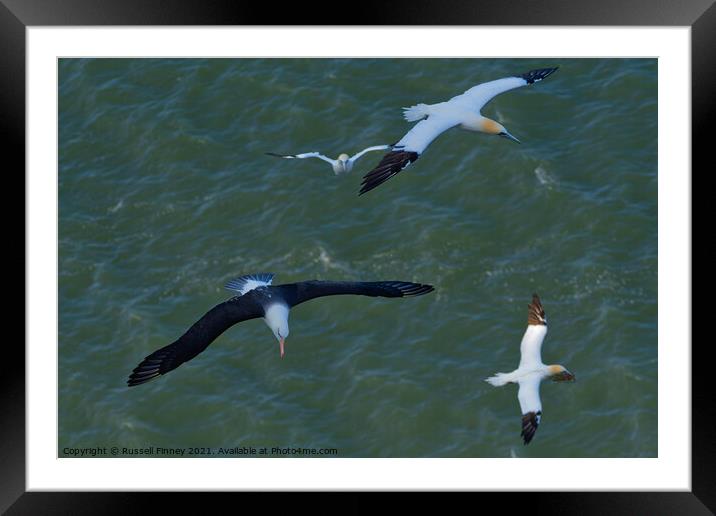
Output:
top-left (58, 58), bottom-right (657, 458)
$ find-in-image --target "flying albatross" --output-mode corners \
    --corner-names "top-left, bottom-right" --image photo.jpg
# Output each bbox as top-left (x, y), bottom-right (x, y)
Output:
top-left (267, 145), bottom-right (391, 175)
top-left (127, 273), bottom-right (434, 386)
top-left (359, 67), bottom-right (559, 195)
top-left (485, 294), bottom-right (574, 445)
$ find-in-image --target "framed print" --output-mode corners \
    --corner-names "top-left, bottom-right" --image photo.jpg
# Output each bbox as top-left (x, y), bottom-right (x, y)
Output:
top-left (6, 0), bottom-right (710, 513)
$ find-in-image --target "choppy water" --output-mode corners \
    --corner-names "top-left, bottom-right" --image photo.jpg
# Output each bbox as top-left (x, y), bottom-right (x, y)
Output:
top-left (58, 58), bottom-right (657, 458)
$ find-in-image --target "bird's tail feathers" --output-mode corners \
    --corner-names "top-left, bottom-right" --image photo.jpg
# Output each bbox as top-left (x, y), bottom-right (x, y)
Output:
top-left (402, 103), bottom-right (431, 122)
top-left (485, 372), bottom-right (515, 387)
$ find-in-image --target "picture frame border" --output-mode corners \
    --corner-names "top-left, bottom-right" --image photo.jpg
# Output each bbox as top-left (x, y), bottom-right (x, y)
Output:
top-left (4, 0), bottom-right (707, 512)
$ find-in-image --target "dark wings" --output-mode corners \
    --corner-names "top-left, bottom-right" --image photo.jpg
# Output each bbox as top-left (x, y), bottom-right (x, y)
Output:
top-left (277, 280), bottom-right (434, 307)
top-left (527, 293), bottom-right (547, 326)
top-left (127, 297), bottom-right (263, 386)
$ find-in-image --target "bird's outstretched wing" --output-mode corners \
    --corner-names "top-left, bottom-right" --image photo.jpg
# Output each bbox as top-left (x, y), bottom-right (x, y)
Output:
top-left (348, 145), bottom-right (391, 164)
top-left (527, 293), bottom-right (547, 326)
top-left (127, 298), bottom-right (263, 387)
top-left (451, 67), bottom-right (559, 112)
top-left (359, 116), bottom-right (457, 195)
top-left (266, 151), bottom-right (336, 166)
top-left (518, 294), bottom-right (548, 368)
top-left (517, 374), bottom-right (543, 445)
top-left (277, 280), bottom-right (434, 307)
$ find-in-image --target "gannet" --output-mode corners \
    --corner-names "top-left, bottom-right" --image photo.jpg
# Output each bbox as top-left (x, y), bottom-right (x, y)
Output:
top-left (485, 294), bottom-right (575, 445)
top-left (127, 273), bottom-right (434, 386)
top-left (266, 145), bottom-right (391, 175)
top-left (359, 67), bottom-right (559, 195)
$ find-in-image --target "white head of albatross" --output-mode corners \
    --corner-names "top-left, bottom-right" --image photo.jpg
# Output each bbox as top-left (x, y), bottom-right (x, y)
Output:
top-left (264, 303), bottom-right (290, 358)
top-left (484, 293), bottom-right (575, 445)
top-left (266, 145), bottom-right (391, 176)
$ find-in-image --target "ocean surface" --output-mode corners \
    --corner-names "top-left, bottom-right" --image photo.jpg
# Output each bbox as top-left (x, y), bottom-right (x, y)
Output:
top-left (58, 58), bottom-right (657, 458)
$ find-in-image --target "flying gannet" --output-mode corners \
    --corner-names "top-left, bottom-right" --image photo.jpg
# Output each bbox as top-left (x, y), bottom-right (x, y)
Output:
top-left (359, 67), bottom-right (559, 195)
top-left (267, 145), bottom-right (391, 175)
top-left (485, 294), bottom-right (575, 445)
top-left (127, 273), bottom-right (434, 386)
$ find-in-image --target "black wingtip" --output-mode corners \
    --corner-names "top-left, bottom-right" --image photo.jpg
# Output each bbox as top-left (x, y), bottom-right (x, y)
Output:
top-left (382, 281), bottom-right (435, 297)
top-left (407, 284), bottom-right (435, 297)
top-left (519, 67), bottom-right (559, 84)
top-left (126, 344), bottom-right (177, 387)
top-left (521, 411), bottom-right (541, 445)
top-left (359, 150), bottom-right (419, 195)
top-left (127, 371), bottom-right (161, 387)
top-left (127, 362), bottom-right (163, 387)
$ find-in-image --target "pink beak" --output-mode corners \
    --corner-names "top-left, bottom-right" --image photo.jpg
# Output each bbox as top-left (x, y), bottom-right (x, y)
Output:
top-left (279, 337), bottom-right (285, 359)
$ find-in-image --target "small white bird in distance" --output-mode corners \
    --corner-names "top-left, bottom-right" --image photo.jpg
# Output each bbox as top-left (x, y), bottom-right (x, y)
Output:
top-left (266, 145), bottom-right (391, 175)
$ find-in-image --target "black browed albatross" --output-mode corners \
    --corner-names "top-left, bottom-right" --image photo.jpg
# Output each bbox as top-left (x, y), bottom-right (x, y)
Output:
top-left (359, 67), bottom-right (559, 195)
top-left (485, 294), bottom-right (575, 445)
top-left (127, 273), bottom-right (434, 386)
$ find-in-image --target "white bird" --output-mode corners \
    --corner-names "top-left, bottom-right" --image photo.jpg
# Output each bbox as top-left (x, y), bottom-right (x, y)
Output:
top-left (359, 67), bottom-right (559, 195)
top-left (485, 294), bottom-right (574, 445)
top-left (267, 145), bottom-right (391, 175)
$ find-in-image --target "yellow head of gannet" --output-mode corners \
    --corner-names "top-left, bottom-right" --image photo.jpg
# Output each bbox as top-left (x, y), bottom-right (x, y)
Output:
top-left (547, 364), bottom-right (576, 382)
top-left (478, 117), bottom-right (521, 144)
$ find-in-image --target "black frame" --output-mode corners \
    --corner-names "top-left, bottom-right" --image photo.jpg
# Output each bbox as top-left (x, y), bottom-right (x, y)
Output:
top-left (5, 0), bottom-right (708, 513)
